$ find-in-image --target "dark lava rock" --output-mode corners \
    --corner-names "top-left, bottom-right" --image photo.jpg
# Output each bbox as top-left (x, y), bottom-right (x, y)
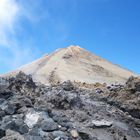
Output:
top-left (24, 135), bottom-right (43, 140)
top-left (52, 130), bottom-right (68, 138)
top-left (126, 76), bottom-right (140, 92)
top-left (127, 109), bottom-right (140, 120)
top-left (0, 91), bottom-right (13, 100)
top-left (61, 81), bottom-right (74, 91)
top-left (40, 118), bottom-right (58, 132)
top-left (8, 71), bottom-right (36, 94)
top-left (19, 124), bottom-right (29, 134)
top-left (79, 131), bottom-right (93, 140)
top-left (0, 129), bottom-right (5, 138)
top-left (100, 76), bottom-right (140, 119)
top-left (0, 72), bottom-right (140, 140)
top-left (3, 118), bottom-right (28, 134)
top-left (0, 109), bottom-right (5, 119)
top-left (1, 129), bottom-right (25, 140)
top-left (4, 121), bottom-right (17, 130)
top-left (11, 96), bottom-right (33, 109)
top-left (46, 90), bottom-right (83, 110)
top-left (29, 126), bottom-right (39, 136)
top-left (4, 103), bottom-right (16, 115)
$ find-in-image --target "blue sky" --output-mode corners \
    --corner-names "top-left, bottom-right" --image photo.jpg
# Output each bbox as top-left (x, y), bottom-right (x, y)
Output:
top-left (0, 0), bottom-right (140, 74)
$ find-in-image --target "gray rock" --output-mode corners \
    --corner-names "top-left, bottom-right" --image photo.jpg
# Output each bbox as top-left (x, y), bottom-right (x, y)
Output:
top-left (29, 126), bottom-right (39, 136)
top-left (52, 131), bottom-right (67, 138)
top-left (1, 129), bottom-right (25, 140)
top-left (70, 129), bottom-right (79, 138)
top-left (0, 109), bottom-right (5, 119)
top-left (19, 124), bottom-right (29, 134)
top-left (41, 118), bottom-right (58, 132)
top-left (12, 114), bottom-right (24, 120)
top-left (4, 104), bottom-right (16, 115)
top-left (79, 131), bottom-right (93, 140)
top-left (39, 129), bottom-right (53, 139)
top-left (23, 98), bottom-right (33, 107)
top-left (0, 129), bottom-right (5, 138)
top-left (3, 118), bottom-right (28, 134)
top-left (0, 99), bottom-right (8, 111)
top-left (2, 115), bottom-right (12, 124)
top-left (24, 108), bottom-right (49, 128)
top-left (4, 121), bottom-right (17, 130)
top-left (126, 76), bottom-right (140, 92)
top-left (17, 106), bottom-right (28, 114)
top-left (0, 91), bottom-right (13, 100)
top-left (0, 72), bottom-right (140, 140)
top-left (54, 137), bottom-right (61, 140)
top-left (24, 135), bottom-right (43, 140)
top-left (10, 96), bottom-right (33, 109)
top-left (54, 137), bottom-right (72, 140)
top-left (91, 120), bottom-right (113, 128)
top-left (61, 81), bottom-right (74, 91)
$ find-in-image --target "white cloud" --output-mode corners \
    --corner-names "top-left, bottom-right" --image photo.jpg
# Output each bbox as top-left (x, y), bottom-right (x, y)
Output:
top-left (0, 0), bottom-right (72, 73)
top-left (0, 0), bottom-right (19, 46)
top-left (0, 0), bottom-right (42, 72)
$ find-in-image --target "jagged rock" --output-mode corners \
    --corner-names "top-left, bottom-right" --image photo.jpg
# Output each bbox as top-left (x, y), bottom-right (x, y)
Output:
top-left (24, 108), bottom-right (49, 128)
top-left (19, 124), bottom-right (29, 134)
top-left (54, 137), bottom-right (70, 140)
top-left (61, 81), bottom-right (74, 91)
top-left (91, 120), bottom-right (113, 128)
top-left (0, 72), bottom-right (139, 140)
top-left (40, 118), bottom-right (58, 132)
top-left (2, 115), bottom-right (12, 124)
top-left (11, 97), bottom-right (33, 108)
top-left (4, 121), bottom-right (18, 131)
top-left (100, 76), bottom-right (140, 119)
top-left (126, 76), bottom-right (140, 92)
top-left (0, 109), bottom-right (5, 119)
top-left (39, 130), bottom-right (54, 139)
top-left (0, 129), bottom-right (5, 138)
top-left (0, 91), bottom-right (13, 100)
top-left (4, 103), bottom-right (16, 115)
top-left (23, 135), bottom-right (43, 140)
top-left (79, 131), bottom-right (98, 140)
top-left (23, 98), bottom-right (33, 107)
top-left (70, 129), bottom-right (79, 138)
top-left (52, 131), bottom-right (67, 139)
top-left (51, 114), bottom-right (72, 130)
top-left (0, 78), bottom-right (9, 90)
top-left (28, 126), bottom-right (39, 136)
top-left (1, 129), bottom-right (25, 140)
top-left (79, 131), bottom-right (94, 140)
top-left (8, 71), bottom-right (36, 94)
top-left (17, 106), bottom-right (28, 114)
top-left (2, 118), bottom-right (28, 134)
top-left (45, 90), bottom-right (83, 110)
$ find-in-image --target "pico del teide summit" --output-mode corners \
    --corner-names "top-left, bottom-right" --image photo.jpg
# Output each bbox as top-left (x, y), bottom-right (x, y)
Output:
top-left (2, 45), bottom-right (136, 85)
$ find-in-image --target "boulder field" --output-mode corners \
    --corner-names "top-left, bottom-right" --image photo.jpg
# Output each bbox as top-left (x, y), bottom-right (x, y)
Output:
top-left (0, 72), bottom-right (140, 140)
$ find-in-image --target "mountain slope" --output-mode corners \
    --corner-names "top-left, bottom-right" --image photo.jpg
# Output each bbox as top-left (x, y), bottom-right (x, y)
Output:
top-left (2, 45), bottom-right (136, 85)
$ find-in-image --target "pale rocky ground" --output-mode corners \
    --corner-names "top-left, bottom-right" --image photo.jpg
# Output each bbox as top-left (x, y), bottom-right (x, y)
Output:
top-left (1, 46), bottom-right (136, 85)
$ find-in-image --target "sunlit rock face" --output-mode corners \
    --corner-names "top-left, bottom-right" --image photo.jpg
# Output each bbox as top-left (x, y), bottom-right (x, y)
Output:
top-left (24, 108), bottom-right (49, 129)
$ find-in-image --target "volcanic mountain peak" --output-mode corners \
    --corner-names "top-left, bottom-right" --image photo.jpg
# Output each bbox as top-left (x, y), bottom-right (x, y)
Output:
top-left (2, 45), bottom-right (136, 85)
top-left (66, 45), bottom-right (84, 52)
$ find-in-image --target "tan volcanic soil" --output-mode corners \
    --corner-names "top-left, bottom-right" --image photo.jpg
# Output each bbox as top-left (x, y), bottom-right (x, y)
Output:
top-left (1, 45), bottom-right (136, 85)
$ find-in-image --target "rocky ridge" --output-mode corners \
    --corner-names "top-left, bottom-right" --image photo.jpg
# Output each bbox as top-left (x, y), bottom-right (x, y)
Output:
top-left (0, 72), bottom-right (140, 140)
